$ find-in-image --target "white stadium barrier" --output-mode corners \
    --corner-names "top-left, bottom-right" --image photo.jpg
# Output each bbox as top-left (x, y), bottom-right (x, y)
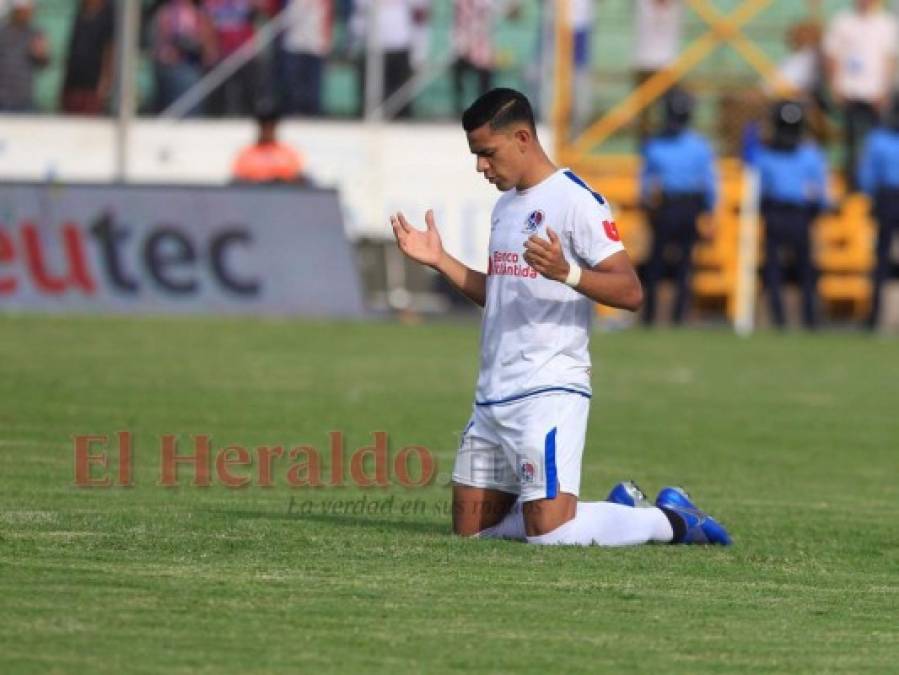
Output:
top-left (0, 182), bottom-right (365, 317)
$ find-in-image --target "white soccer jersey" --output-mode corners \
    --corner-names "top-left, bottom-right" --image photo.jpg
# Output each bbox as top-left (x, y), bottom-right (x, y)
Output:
top-left (475, 169), bottom-right (625, 405)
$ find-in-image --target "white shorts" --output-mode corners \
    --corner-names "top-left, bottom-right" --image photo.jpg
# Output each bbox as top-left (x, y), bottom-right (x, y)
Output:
top-left (451, 392), bottom-right (590, 502)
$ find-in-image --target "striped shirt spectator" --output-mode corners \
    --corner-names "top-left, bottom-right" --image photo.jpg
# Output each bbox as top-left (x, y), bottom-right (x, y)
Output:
top-left (203, 0), bottom-right (271, 116)
top-left (452, 0), bottom-right (498, 113)
top-left (151, 0), bottom-right (218, 115)
top-left (0, 0), bottom-right (49, 112)
top-left (453, 0), bottom-right (495, 70)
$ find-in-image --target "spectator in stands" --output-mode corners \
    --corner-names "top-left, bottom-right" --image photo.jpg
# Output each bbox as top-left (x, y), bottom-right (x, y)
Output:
top-left (151, 0), bottom-right (218, 116)
top-left (859, 93), bottom-right (899, 330)
top-left (232, 104), bottom-right (306, 183)
top-left (771, 22), bottom-right (823, 99)
top-left (451, 0), bottom-right (498, 114)
top-left (61, 0), bottom-right (115, 115)
top-left (824, 0), bottom-right (898, 191)
top-left (350, 0), bottom-right (430, 119)
top-left (757, 101), bottom-right (830, 330)
top-left (0, 0), bottom-right (49, 113)
top-left (280, 0), bottom-right (333, 116)
top-left (204, 0), bottom-right (270, 117)
top-left (633, 0), bottom-right (683, 143)
top-left (569, 0), bottom-right (594, 132)
top-left (410, 0), bottom-right (432, 71)
top-left (348, 0), bottom-right (378, 116)
top-left (640, 88), bottom-right (717, 326)
top-left (767, 21), bottom-right (830, 142)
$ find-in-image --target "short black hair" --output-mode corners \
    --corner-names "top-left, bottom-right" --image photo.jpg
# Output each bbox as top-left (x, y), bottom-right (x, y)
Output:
top-left (254, 98), bottom-right (281, 124)
top-left (462, 88), bottom-right (536, 133)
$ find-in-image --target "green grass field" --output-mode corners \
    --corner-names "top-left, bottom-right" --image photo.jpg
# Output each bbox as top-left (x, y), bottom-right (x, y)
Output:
top-left (0, 315), bottom-right (896, 674)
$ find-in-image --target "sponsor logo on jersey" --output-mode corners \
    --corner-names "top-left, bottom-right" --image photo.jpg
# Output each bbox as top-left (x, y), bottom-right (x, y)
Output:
top-left (603, 220), bottom-right (621, 242)
top-left (523, 209), bottom-right (545, 234)
top-left (488, 250), bottom-right (538, 279)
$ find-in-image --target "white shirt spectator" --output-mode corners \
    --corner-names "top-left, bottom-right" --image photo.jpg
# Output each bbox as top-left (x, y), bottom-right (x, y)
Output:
top-left (772, 49), bottom-right (820, 96)
top-left (634, 0), bottom-right (683, 71)
top-left (282, 0), bottom-right (333, 56)
top-left (351, 0), bottom-right (428, 54)
top-left (568, 0), bottom-right (593, 30)
top-left (824, 8), bottom-right (898, 103)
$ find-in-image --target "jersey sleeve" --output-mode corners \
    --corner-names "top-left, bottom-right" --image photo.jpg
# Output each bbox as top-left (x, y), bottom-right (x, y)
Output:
top-left (570, 193), bottom-right (626, 268)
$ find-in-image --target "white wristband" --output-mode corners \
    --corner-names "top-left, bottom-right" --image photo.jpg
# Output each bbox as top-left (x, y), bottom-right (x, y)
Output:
top-left (564, 263), bottom-right (582, 288)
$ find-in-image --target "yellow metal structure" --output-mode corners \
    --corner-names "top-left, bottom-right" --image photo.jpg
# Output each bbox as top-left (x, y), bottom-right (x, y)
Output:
top-left (552, 0), bottom-right (874, 322)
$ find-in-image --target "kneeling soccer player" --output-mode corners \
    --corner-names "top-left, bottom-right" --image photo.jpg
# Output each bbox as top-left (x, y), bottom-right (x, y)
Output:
top-left (389, 88), bottom-right (730, 546)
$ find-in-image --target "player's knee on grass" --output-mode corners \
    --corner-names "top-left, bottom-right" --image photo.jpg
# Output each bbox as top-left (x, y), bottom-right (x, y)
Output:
top-left (522, 492), bottom-right (577, 537)
top-left (452, 484), bottom-right (517, 537)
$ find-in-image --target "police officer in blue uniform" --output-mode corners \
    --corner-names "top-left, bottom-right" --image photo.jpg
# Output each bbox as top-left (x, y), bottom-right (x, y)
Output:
top-left (640, 88), bottom-right (717, 325)
top-left (757, 101), bottom-right (830, 330)
top-left (859, 93), bottom-right (899, 330)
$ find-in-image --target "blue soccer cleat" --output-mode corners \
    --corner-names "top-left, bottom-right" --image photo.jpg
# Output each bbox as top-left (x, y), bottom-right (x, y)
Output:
top-left (655, 486), bottom-right (733, 545)
top-left (605, 480), bottom-right (650, 507)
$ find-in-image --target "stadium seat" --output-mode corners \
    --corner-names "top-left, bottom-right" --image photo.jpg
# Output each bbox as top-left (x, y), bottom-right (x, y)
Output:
top-left (573, 157), bottom-right (877, 322)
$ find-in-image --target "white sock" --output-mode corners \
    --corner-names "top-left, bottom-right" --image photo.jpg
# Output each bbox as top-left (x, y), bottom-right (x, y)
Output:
top-left (526, 502), bottom-right (674, 546)
top-left (475, 503), bottom-right (526, 541)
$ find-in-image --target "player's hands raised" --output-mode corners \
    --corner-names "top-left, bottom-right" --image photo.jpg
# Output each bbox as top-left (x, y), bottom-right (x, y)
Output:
top-left (523, 227), bottom-right (570, 282)
top-left (391, 210), bottom-right (444, 269)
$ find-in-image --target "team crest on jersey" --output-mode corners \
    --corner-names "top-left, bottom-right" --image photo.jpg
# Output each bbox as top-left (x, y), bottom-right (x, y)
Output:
top-left (523, 209), bottom-right (545, 234)
top-left (519, 459), bottom-right (537, 484)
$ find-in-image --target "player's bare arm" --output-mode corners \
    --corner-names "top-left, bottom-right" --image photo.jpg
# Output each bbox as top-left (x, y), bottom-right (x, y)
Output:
top-left (390, 210), bottom-right (487, 307)
top-left (523, 228), bottom-right (643, 311)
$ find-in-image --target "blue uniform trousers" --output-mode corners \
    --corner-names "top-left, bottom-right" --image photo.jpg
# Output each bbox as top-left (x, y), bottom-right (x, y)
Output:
top-left (642, 193), bottom-right (704, 325)
top-left (761, 199), bottom-right (819, 329)
top-left (869, 188), bottom-right (899, 328)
